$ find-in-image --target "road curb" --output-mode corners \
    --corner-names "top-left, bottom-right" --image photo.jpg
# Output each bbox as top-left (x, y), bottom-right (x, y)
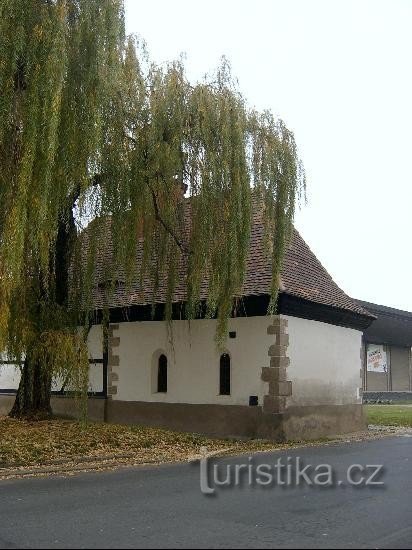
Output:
top-left (0, 453), bottom-right (161, 479)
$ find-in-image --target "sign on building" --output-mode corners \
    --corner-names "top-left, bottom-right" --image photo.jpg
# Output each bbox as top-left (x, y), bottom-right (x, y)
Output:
top-left (367, 344), bottom-right (388, 373)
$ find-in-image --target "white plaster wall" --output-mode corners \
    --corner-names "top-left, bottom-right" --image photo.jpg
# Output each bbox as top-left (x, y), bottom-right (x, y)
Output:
top-left (0, 351), bottom-right (21, 390)
top-left (0, 363), bottom-right (21, 390)
top-left (0, 316), bottom-right (364, 409)
top-left (286, 316), bottom-right (362, 406)
top-left (87, 325), bottom-right (103, 360)
top-left (86, 324), bottom-right (104, 393)
top-left (113, 317), bottom-right (273, 405)
top-left (0, 326), bottom-right (104, 393)
top-left (52, 325), bottom-right (104, 393)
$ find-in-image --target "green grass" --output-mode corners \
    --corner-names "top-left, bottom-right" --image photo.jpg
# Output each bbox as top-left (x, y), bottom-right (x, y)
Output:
top-left (365, 405), bottom-right (412, 427)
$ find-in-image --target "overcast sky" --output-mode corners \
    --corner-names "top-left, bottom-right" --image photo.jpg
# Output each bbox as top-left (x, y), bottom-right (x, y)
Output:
top-left (124, 0), bottom-right (412, 311)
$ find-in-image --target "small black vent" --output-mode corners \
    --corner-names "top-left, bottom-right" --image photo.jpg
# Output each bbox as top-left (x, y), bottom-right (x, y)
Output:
top-left (229, 331), bottom-right (237, 339)
top-left (249, 395), bottom-right (259, 407)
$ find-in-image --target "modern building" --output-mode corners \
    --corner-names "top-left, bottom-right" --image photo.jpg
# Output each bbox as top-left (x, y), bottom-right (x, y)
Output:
top-left (355, 300), bottom-right (412, 402)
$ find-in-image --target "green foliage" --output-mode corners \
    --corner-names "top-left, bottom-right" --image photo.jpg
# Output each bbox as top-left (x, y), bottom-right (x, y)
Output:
top-left (0, 0), bottom-right (305, 405)
top-left (83, 51), bottom-right (305, 344)
top-left (0, 0), bottom-right (124, 398)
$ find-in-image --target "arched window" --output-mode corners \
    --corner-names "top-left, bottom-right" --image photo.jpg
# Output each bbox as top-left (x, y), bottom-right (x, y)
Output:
top-left (219, 353), bottom-right (231, 396)
top-left (157, 354), bottom-right (168, 393)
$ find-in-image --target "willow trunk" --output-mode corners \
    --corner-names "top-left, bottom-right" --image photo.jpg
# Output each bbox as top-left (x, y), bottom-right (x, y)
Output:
top-left (9, 355), bottom-right (53, 419)
top-left (9, 210), bottom-right (75, 420)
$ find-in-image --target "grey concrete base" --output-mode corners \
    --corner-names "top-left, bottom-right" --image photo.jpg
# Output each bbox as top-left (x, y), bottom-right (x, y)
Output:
top-left (106, 401), bottom-right (366, 441)
top-left (282, 404), bottom-right (366, 441)
top-left (51, 396), bottom-right (105, 422)
top-left (0, 395), bottom-right (366, 441)
top-left (106, 401), bottom-right (261, 439)
top-left (0, 395), bottom-right (105, 422)
top-left (0, 395), bottom-right (15, 416)
top-left (363, 391), bottom-right (412, 403)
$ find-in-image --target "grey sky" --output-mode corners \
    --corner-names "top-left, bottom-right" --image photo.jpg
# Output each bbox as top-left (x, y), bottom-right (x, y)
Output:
top-left (124, 0), bottom-right (412, 311)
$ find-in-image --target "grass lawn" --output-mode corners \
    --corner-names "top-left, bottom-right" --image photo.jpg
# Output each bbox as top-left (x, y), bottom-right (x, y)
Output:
top-left (365, 404), bottom-right (412, 428)
top-left (0, 417), bottom-right (284, 468)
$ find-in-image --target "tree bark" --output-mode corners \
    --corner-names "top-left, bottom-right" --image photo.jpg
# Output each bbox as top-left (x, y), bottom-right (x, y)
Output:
top-left (9, 355), bottom-right (53, 420)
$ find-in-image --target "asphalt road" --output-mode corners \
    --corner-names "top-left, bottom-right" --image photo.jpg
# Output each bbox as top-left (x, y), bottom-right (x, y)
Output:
top-left (0, 436), bottom-right (411, 549)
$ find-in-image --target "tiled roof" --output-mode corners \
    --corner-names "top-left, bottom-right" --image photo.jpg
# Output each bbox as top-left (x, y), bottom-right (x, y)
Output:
top-left (280, 229), bottom-right (370, 316)
top-left (90, 201), bottom-right (372, 319)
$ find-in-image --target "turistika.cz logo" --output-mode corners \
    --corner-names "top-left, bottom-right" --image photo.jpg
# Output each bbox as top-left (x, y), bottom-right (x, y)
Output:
top-left (195, 447), bottom-right (385, 495)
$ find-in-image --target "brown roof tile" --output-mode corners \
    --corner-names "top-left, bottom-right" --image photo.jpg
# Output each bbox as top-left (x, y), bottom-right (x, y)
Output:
top-left (89, 201), bottom-right (372, 319)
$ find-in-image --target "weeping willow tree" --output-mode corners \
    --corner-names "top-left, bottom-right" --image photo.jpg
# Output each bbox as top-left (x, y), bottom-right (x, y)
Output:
top-left (0, 0), bottom-right (126, 418)
top-left (0, 0), bottom-right (305, 420)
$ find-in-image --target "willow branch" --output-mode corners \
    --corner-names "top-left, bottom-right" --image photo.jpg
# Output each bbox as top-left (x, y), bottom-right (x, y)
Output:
top-left (148, 182), bottom-right (191, 256)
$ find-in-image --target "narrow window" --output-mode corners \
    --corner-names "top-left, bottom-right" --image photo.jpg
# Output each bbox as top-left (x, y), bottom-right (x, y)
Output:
top-left (157, 354), bottom-right (168, 393)
top-left (219, 353), bottom-right (231, 395)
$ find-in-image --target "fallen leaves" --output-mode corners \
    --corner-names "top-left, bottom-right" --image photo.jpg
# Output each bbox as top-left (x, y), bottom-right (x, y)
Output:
top-left (0, 416), bottom-right (280, 468)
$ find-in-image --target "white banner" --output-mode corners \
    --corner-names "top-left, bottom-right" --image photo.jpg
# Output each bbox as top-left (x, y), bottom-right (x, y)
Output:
top-left (366, 344), bottom-right (388, 373)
